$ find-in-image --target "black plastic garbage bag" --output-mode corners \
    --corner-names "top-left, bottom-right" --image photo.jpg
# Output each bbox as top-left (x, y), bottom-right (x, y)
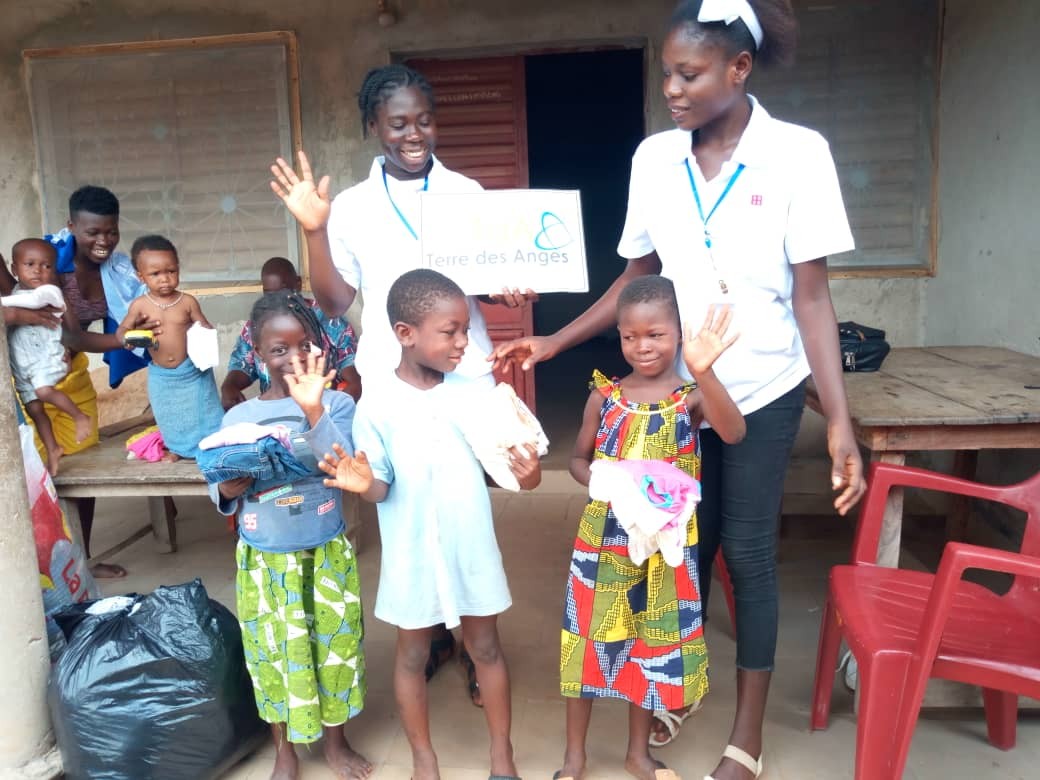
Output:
top-left (49, 579), bottom-right (264, 780)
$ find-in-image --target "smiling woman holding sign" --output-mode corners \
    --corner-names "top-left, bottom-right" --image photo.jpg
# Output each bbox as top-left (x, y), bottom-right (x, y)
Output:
top-left (271, 65), bottom-right (533, 386)
top-left (492, 1), bottom-right (866, 777)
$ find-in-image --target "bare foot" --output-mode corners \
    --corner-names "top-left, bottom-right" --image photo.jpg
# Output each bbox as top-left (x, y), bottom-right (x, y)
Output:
top-left (324, 735), bottom-right (372, 779)
top-left (90, 562), bottom-right (127, 579)
top-left (46, 445), bottom-right (64, 477)
top-left (490, 743), bottom-right (518, 778)
top-left (412, 748), bottom-right (440, 780)
top-left (161, 450), bottom-right (182, 462)
top-left (270, 744), bottom-right (299, 780)
top-left (553, 759), bottom-right (587, 780)
top-left (73, 411), bottom-right (93, 444)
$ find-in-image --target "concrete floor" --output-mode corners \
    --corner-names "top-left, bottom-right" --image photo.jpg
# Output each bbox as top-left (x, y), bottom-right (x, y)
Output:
top-left (87, 482), bottom-right (1040, 780)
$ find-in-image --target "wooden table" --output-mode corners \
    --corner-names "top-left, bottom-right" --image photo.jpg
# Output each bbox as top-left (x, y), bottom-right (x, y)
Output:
top-left (806, 346), bottom-right (1040, 568)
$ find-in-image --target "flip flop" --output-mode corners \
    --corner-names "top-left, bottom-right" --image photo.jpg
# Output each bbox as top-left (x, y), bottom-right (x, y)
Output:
top-left (704, 745), bottom-right (762, 780)
top-left (653, 760), bottom-right (682, 780)
top-left (551, 772), bottom-right (574, 780)
top-left (649, 698), bottom-right (704, 747)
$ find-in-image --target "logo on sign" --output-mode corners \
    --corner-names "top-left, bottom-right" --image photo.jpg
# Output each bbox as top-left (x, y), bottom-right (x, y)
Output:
top-left (533, 211), bottom-right (574, 251)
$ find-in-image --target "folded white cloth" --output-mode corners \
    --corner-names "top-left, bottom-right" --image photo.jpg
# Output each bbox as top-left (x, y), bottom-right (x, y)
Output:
top-left (455, 382), bottom-right (548, 491)
top-left (198, 422), bottom-right (293, 451)
top-left (186, 321), bottom-right (220, 371)
top-left (1, 283), bottom-right (65, 312)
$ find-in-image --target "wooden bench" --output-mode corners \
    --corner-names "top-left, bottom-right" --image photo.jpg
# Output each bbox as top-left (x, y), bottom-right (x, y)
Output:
top-left (51, 414), bottom-right (361, 564)
top-left (51, 415), bottom-right (204, 561)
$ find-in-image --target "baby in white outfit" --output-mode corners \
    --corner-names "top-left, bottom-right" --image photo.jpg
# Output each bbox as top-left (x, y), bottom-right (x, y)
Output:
top-left (5, 238), bottom-right (92, 474)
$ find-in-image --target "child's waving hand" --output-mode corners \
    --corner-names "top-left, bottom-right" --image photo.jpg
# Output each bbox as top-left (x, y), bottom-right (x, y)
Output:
top-left (683, 304), bottom-right (740, 377)
top-left (270, 151), bottom-right (331, 233)
top-left (319, 443), bottom-right (375, 494)
top-left (285, 351), bottom-right (336, 414)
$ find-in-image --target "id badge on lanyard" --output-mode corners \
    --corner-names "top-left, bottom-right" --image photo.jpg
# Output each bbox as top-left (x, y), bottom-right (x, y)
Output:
top-left (684, 158), bottom-right (745, 302)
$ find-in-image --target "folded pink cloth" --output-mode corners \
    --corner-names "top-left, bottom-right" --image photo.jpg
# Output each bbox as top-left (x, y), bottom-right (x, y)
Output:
top-left (126, 429), bottom-right (165, 462)
top-left (588, 459), bottom-right (701, 567)
top-left (198, 422), bottom-right (292, 451)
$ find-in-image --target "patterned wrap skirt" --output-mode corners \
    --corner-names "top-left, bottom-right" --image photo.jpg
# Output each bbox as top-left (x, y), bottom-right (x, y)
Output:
top-left (236, 533), bottom-right (366, 743)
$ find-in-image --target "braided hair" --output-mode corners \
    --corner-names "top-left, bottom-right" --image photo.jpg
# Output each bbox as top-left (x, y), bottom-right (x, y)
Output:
top-left (250, 290), bottom-right (326, 353)
top-left (668, 0), bottom-right (797, 68)
top-left (357, 64), bottom-right (436, 138)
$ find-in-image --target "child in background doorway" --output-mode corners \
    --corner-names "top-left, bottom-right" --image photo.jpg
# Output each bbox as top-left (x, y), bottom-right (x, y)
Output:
top-left (210, 290), bottom-right (368, 780)
top-left (320, 269), bottom-right (540, 780)
top-left (120, 234), bottom-right (223, 460)
top-left (6, 238), bottom-right (91, 475)
top-left (221, 256), bottom-right (361, 409)
top-left (557, 276), bottom-right (745, 780)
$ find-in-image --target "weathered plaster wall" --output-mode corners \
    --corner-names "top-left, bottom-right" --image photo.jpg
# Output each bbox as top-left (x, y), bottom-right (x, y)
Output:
top-left (0, 0), bottom-right (924, 355)
top-left (928, 0), bottom-right (1040, 531)
top-left (929, 0), bottom-right (1040, 358)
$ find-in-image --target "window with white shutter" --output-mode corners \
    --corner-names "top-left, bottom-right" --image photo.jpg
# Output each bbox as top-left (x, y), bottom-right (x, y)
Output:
top-left (753, 0), bottom-right (941, 274)
top-left (25, 32), bottom-right (301, 287)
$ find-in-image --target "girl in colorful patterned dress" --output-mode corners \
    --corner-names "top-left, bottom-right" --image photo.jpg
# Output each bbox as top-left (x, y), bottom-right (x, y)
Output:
top-left (558, 276), bottom-right (745, 780)
top-left (210, 291), bottom-right (368, 780)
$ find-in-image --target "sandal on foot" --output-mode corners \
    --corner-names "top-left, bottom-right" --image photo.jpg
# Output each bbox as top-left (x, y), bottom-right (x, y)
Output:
top-left (460, 648), bottom-right (483, 707)
top-left (653, 760), bottom-right (682, 780)
top-left (489, 776), bottom-right (522, 780)
top-left (704, 745), bottom-right (762, 780)
top-left (649, 698), bottom-right (704, 747)
top-left (424, 631), bottom-right (457, 681)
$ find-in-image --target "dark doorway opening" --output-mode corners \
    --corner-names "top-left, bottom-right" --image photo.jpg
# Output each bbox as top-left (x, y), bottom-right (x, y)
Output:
top-left (525, 48), bottom-right (645, 465)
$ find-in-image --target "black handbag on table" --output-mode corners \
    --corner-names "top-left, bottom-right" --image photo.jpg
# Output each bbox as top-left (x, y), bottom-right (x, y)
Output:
top-left (838, 321), bottom-right (890, 372)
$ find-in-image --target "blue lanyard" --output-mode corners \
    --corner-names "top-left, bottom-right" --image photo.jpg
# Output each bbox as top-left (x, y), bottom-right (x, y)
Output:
top-left (383, 167), bottom-right (428, 240)
top-left (683, 158), bottom-right (745, 250)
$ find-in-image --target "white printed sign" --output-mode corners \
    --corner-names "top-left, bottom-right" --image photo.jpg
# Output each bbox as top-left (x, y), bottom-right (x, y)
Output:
top-left (418, 189), bottom-right (589, 295)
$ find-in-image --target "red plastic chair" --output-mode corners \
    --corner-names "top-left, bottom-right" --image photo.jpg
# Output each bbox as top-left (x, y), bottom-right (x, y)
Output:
top-left (810, 462), bottom-right (1040, 779)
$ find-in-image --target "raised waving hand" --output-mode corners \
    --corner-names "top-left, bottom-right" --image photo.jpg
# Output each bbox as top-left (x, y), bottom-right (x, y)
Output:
top-left (270, 151), bottom-right (332, 232)
top-left (682, 304), bottom-right (739, 377)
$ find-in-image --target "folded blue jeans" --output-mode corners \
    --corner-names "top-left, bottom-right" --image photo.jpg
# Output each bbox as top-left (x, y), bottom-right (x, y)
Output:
top-left (196, 437), bottom-right (313, 492)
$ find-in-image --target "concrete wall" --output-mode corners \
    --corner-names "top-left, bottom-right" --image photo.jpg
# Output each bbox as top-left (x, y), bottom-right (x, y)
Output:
top-left (927, 0), bottom-right (1040, 535)
top-left (928, 0), bottom-right (1040, 357)
top-left (0, 0), bottom-right (925, 358)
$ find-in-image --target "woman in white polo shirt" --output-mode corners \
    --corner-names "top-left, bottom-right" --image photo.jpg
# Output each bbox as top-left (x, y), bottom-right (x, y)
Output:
top-left (272, 64), bottom-right (508, 386)
top-left (493, 2), bottom-right (865, 778)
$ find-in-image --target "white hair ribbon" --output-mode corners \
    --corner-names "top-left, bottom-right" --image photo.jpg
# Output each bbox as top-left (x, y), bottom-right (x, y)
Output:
top-left (697, 0), bottom-right (764, 49)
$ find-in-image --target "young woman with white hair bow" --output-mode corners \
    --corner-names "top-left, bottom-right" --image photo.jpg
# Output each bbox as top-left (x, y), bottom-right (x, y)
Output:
top-left (492, 2), bottom-right (865, 778)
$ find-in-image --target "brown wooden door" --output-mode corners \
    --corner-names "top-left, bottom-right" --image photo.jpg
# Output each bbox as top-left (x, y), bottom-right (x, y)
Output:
top-left (406, 55), bottom-right (536, 411)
